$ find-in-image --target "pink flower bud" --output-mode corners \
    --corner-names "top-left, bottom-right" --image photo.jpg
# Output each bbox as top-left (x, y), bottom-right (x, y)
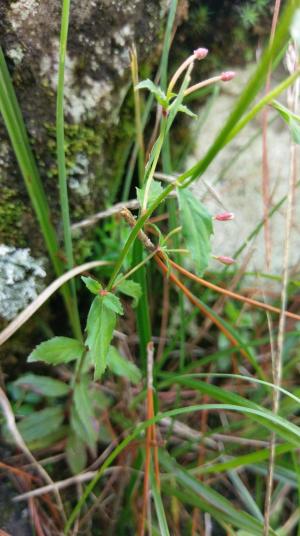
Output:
top-left (221, 71), bottom-right (236, 82)
top-left (193, 48), bottom-right (209, 60)
top-left (214, 212), bottom-right (234, 221)
top-left (99, 289), bottom-right (109, 296)
top-left (214, 255), bottom-right (236, 265)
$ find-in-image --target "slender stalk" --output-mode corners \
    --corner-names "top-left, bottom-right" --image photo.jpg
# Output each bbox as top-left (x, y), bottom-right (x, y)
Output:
top-left (130, 46), bottom-right (152, 368)
top-left (57, 0), bottom-right (82, 339)
top-left (107, 69), bottom-right (299, 290)
top-left (261, 0), bottom-right (282, 270)
top-left (113, 250), bottom-right (157, 288)
top-left (138, 342), bottom-right (159, 536)
top-left (168, 259), bottom-right (300, 321)
top-left (264, 48), bottom-right (299, 536)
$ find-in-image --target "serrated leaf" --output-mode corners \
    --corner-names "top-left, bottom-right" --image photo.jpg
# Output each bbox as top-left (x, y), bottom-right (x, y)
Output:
top-left (136, 180), bottom-right (163, 209)
top-left (86, 296), bottom-right (116, 379)
top-left (73, 379), bottom-right (97, 450)
top-left (13, 374), bottom-right (69, 397)
top-left (66, 433), bottom-right (87, 475)
top-left (81, 276), bottom-right (102, 294)
top-left (178, 104), bottom-right (197, 118)
top-left (178, 188), bottom-right (213, 276)
top-left (15, 407), bottom-right (64, 443)
top-left (135, 79), bottom-right (168, 107)
top-left (116, 278), bottom-right (142, 308)
top-left (107, 346), bottom-right (142, 384)
top-left (28, 337), bottom-right (85, 365)
top-left (103, 293), bottom-right (124, 315)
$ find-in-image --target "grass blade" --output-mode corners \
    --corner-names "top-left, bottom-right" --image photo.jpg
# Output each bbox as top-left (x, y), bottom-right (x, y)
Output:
top-left (0, 47), bottom-right (78, 336)
top-left (57, 0), bottom-right (82, 339)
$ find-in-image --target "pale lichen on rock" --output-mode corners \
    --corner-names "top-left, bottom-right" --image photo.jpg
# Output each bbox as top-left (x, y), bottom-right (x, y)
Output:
top-left (0, 245), bottom-right (46, 320)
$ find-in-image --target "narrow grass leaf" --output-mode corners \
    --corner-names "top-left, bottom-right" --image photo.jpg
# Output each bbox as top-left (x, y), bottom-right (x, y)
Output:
top-left (150, 466), bottom-right (170, 536)
top-left (161, 452), bottom-right (273, 535)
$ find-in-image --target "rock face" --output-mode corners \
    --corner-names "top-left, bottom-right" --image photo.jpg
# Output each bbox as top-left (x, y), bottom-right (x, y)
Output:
top-left (188, 64), bottom-right (300, 278)
top-left (0, 0), bottom-right (165, 320)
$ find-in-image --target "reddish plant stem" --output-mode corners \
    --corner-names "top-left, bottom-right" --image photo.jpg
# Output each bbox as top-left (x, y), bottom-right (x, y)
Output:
top-left (154, 253), bottom-right (251, 362)
top-left (168, 258), bottom-right (300, 321)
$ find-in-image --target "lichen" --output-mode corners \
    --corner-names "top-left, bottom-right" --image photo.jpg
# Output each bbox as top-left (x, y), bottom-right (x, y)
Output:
top-left (6, 45), bottom-right (24, 65)
top-left (0, 245), bottom-right (46, 320)
top-left (9, 0), bottom-right (40, 30)
top-left (40, 45), bottom-right (114, 123)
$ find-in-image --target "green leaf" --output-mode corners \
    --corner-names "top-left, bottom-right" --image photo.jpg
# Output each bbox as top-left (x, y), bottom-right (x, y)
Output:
top-left (161, 452), bottom-right (273, 536)
top-left (86, 296), bottom-right (116, 379)
top-left (27, 427), bottom-right (69, 451)
top-left (13, 374), bottom-right (69, 397)
top-left (151, 467), bottom-right (170, 536)
top-left (272, 99), bottom-right (300, 144)
top-left (177, 104), bottom-right (197, 118)
top-left (103, 293), bottom-right (124, 315)
top-left (116, 278), bottom-right (142, 308)
top-left (66, 432), bottom-right (87, 474)
top-left (136, 180), bottom-right (163, 209)
top-left (15, 407), bottom-right (64, 443)
top-left (135, 79), bottom-right (168, 107)
top-left (289, 117), bottom-right (300, 144)
top-left (178, 188), bottom-right (213, 275)
top-left (107, 346), bottom-right (142, 384)
top-left (81, 276), bottom-right (102, 294)
top-left (28, 337), bottom-right (85, 365)
top-left (73, 378), bottom-right (97, 450)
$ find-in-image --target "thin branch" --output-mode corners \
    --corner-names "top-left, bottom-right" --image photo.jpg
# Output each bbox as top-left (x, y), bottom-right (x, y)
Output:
top-left (13, 467), bottom-right (135, 502)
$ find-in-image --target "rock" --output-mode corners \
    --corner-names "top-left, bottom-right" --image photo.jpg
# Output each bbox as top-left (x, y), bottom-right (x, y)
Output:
top-left (0, 0), bottom-right (166, 320)
top-left (188, 64), bottom-right (300, 278)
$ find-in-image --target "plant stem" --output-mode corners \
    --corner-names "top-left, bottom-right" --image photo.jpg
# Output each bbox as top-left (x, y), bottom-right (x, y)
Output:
top-left (108, 65), bottom-right (299, 290)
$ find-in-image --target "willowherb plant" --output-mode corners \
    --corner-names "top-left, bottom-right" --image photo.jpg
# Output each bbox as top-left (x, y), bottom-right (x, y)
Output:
top-left (1, 2), bottom-right (300, 533)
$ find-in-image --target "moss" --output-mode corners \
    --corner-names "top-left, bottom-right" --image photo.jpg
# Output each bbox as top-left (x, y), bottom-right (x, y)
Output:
top-left (44, 122), bottom-right (103, 180)
top-left (0, 187), bottom-right (27, 245)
